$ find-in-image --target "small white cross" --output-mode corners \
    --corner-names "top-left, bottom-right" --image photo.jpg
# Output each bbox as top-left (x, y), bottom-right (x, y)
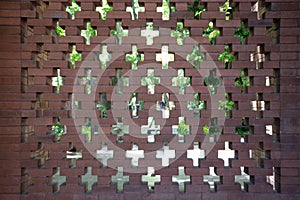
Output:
top-left (156, 145), bottom-right (175, 167)
top-left (126, 143), bottom-right (144, 167)
top-left (187, 142), bottom-right (205, 167)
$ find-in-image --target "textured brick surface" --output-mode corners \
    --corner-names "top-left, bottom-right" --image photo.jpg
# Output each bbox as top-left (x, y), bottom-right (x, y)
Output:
top-left (0, 0), bottom-right (299, 199)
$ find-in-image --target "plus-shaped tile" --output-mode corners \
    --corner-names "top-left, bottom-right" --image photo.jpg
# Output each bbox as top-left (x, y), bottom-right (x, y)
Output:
top-left (171, 22), bottom-right (189, 45)
top-left (156, 93), bottom-right (175, 119)
top-left (110, 69), bottom-right (129, 94)
top-left (69, 45), bottom-right (81, 69)
top-left (156, 0), bottom-right (175, 20)
top-left (204, 69), bottom-right (222, 95)
top-left (187, 142), bottom-right (205, 167)
top-left (186, 45), bottom-right (205, 68)
top-left (218, 93), bottom-right (235, 118)
top-left (81, 167), bottom-right (98, 193)
top-left (251, 0), bottom-right (270, 20)
top-left (66, 142), bottom-right (82, 168)
top-left (49, 167), bottom-right (66, 193)
top-left (96, 93), bottom-right (111, 118)
top-left (30, 142), bottom-right (49, 168)
top-left (141, 22), bottom-right (159, 45)
top-left (98, 45), bottom-right (111, 70)
top-left (141, 69), bottom-right (160, 94)
top-left (251, 93), bottom-right (269, 118)
top-left (203, 167), bottom-right (221, 192)
top-left (250, 44), bottom-right (266, 69)
top-left (52, 68), bottom-right (64, 94)
top-left (142, 167), bottom-right (161, 192)
top-left (172, 117), bottom-right (190, 143)
top-left (141, 117), bottom-right (160, 143)
top-left (126, 0), bottom-right (145, 20)
top-left (51, 117), bottom-right (66, 143)
top-left (251, 142), bottom-right (270, 168)
top-left (234, 69), bottom-right (250, 93)
top-left (111, 167), bottom-right (129, 193)
top-left (218, 141), bottom-right (235, 167)
top-left (79, 69), bottom-right (97, 94)
top-left (172, 166), bottom-right (191, 193)
top-left (126, 45), bottom-right (144, 70)
top-left (96, 143), bottom-right (113, 168)
top-left (96, 0), bottom-right (113, 20)
top-left (128, 93), bottom-right (144, 118)
top-left (126, 143), bottom-right (144, 167)
top-left (266, 167), bottom-right (279, 192)
top-left (187, 93), bottom-right (205, 118)
top-left (81, 118), bottom-right (97, 142)
top-left (66, 0), bottom-right (81, 20)
top-left (235, 166), bottom-right (252, 191)
top-left (171, 69), bottom-right (190, 94)
top-left (156, 45), bottom-right (174, 69)
top-left (111, 117), bottom-right (129, 143)
top-left (110, 22), bottom-right (128, 45)
top-left (32, 92), bottom-right (48, 117)
top-left (156, 144), bottom-right (175, 167)
top-left (81, 22), bottom-right (97, 45)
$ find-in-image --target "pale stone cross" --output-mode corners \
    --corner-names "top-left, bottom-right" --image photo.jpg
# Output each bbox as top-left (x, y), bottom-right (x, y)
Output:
top-left (156, 45), bottom-right (174, 69)
top-left (141, 69), bottom-right (160, 94)
top-left (172, 166), bottom-right (191, 192)
top-left (203, 167), bottom-right (221, 192)
top-left (49, 167), bottom-right (66, 193)
top-left (141, 117), bottom-right (160, 143)
top-left (218, 141), bottom-right (235, 167)
top-left (96, 143), bottom-right (113, 167)
top-left (187, 142), bottom-right (205, 167)
top-left (126, 0), bottom-right (145, 20)
top-left (81, 167), bottom-right (98, 192)
top-left (111, 167), bottom-right (129, 193)
top-left (141, 167), bottom-right (161, 192)
top-left (98, 45), bottom-right (111, 70)
top-left (156, 144), bottom-right (175, 167)
top-left (125, 143), bottom-right (144, 167)
top-left (141, 22), bottom-right (159, 45)
top-left (234, 166), bottom-right (251, 191)
top-left (156, 93), bottom-right (175, 119)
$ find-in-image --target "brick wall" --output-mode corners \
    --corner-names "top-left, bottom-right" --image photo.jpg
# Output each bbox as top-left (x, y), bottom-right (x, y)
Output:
top-left (0, 0), bottom-right (299, 199)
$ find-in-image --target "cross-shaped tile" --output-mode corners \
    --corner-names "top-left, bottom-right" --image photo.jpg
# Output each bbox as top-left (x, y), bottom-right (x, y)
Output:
top-left (126, 45), bottom-right (144, 70)
top-left (35, 44), bottom-right (49, 68)
top-left (69, 45), bottom-right (81, 69)
top-left (203, 118), bottom-right (222, 143)
top-left (79, 69), bottom-right (97, 94)
top-left (266, 167), bottom-right (280, 192)
top-left (111, 167), bottom-right (129, 193)
top-left (156, 144), bottom-right (175, 167)
top-left (66, 142), bottom-right (82, 168)
top-left (156, 45), bottom-right (174, 69)
top-left (81, 167), bottom-right (98, 193)
top-left (110, 22), bottom-right (128, 45)
top-left (126, 143), bottom-right (144, 167)
top-left (141, 69), bottom-right (160, 94)
top-left (156, 0), bottom-right (175, 20)
top-left (30, 142), bottom-right (49, 168)
top-left (111, 117), bottom-right (129, 143)
top-left (235, 166), bottom-right (252, 191)
top-left (250, 44), bottom-right (266, 69)
top-left (204, 69), bottom-right (222, 95)
top-left (234, 69), bottom-right (250, 93)
top-left (81, 118), bottom-right (99, 140)
top-left (186, 45), bottom-right (205, 68)
top-left (141, 22), bottom-right (159, 45)
top-left (251, 0), bottom-right (270, 20)
top-left (172, 117), bottom-right (190, 143)
top-left (49, 167), bottom-right (66, 193)
top-left (96, 0), bottom-right (113, 20)
top-left (110, 69), bottom-right (129, 94)
top-left (251, 93), bottom-right (269, 118)
top-left (172, 166), bottom-right (191, 193)
top-left (172, 69), bottom-right (190, 94)
top-left (81, 22), bottom-right (97, 45)
top-left (171, 22), bottom-right (189, 45)
top-left (32, 93), bottom-right (49, 117)
top-left (187, 142), bottom-right (205, 167)
top-left (96, 93), bottom-right (111, 118)
top-left (141, 117), bottom-right (160, 143)
top-left (21, 168), bottom-right (33, 194)
top-left (98, 45), bottom-right (111, 70)
top-left (52, 68), bottom-right (64, 94)
top-left (96, 143), bottom-right (114, 168)
top-left (142, 167), bottom-right (161, 192)
top-left (66, 0), bottom-right (81, 20)
top-left (187, 93), bottom-right (205, 118)
top-left (218, 93), bottom-right (235, 118)
top-left (251, 142), bottom-right (270, 168)
top-left (218, 141), bottom-right (235, 167)
top-left (203, 167), bottom-right (221, 192)
top-left (235, 117), bottom-right (251, 143)
top-left (126, 0), bottom-right (145, 20)
top-left (156, 93), bottom-right (175, 119)
top-left (128, 93), bottom-right (144, 118)
top-left (51, 117), bottom-right (66, 143)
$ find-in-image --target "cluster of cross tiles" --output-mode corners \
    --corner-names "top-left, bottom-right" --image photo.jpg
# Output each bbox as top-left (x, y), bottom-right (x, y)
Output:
top-left (23, 0), bottom-right (281, 196)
